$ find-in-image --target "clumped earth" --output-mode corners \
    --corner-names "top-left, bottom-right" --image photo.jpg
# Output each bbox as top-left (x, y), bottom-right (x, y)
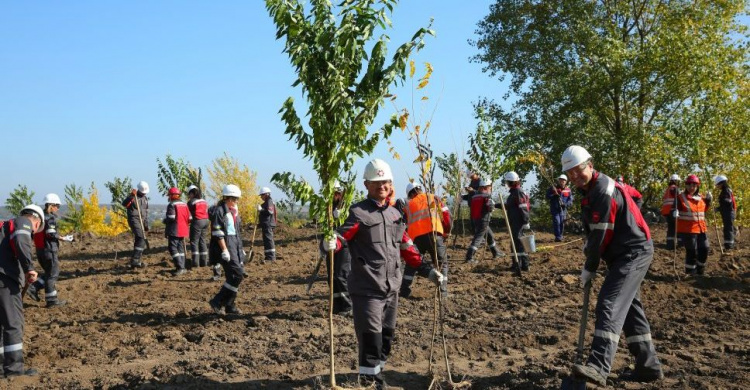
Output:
top-left (5, 220), bottom-right (748, 389)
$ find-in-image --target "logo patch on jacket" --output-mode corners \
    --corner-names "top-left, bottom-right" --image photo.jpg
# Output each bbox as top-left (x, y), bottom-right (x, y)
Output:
top-left (591, 211), bottom-right (601, 223)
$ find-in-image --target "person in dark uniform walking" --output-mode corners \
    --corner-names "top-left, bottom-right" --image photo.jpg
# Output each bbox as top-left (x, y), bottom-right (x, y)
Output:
top-left (208, 184), bottom-right (246, 315)
top-left (28, 193), bottom-right (72, 307)
top-left (322, 159), bottom-right (444, 389)
top-left (258, 187), bottom-right (277, 262)
top-left (562, 145), bottom-right (662, 386)
top-left (465, 179), bottom-right (504, 263)
top-left (0, 204), bottom-right (43, 377)
top-left (186, 185), bottom-right (210, 269)
top-left (122, 181), bottom-right (150, 269)
top-left (503, 171), bottom-right (531, 271)
top-left (164, 187), bottom-right (190, 276)
top-left (714, 175), bottom-right (737, 250)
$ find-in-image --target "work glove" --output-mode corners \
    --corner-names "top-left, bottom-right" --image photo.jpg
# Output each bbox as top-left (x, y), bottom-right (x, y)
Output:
top-left (61, 234), bottom-right (74, 242)
top-left (428, 269), bottom-right (445, 287)
top-left (131, 189), bottom-right (137, 196)
top-left (580, 268), bottom-right (594, 288)
top-left (257, 205), bottom-right (262, 211)
top-left (704, 191), bottom-right (713, 202)
top-left (671, 210), bottom-right (679, 218)
top-left (221, 249), bottom-right (231, 262)
top-left (522, 224), bottom-right (531, 230)
top-left (323, 236), bottom-right (338, 252)
top-left (332, 209), bottom-right (340, 219)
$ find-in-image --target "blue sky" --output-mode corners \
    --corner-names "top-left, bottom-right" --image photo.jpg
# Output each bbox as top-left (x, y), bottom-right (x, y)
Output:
top-left (1, 1), bottom-right (509, 205)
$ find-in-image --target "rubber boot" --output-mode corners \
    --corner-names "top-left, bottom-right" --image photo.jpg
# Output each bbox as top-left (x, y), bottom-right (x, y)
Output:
top-left (465, 247), bottom-right (477, 264)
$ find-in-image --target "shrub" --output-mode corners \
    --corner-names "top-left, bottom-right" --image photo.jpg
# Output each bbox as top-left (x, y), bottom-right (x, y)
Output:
top-left (205, 152), bottom-right (260, 224)
top-left (5, 184), bottom-right (34, 216)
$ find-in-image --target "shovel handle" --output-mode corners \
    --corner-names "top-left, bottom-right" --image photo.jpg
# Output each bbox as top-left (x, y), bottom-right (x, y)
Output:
top-left (575, 281), bottom-right (592, 364)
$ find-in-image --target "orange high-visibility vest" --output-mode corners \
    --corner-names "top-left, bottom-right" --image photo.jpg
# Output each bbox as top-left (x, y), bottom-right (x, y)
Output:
top-left (661, 185), bottom-right (677, 216)
top-left (405, 193), bottom-right (444, 238)
top-left (676, 192), bottom-right (707, 234)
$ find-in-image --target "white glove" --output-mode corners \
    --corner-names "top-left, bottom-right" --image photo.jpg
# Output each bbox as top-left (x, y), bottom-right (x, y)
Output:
top-left (61, 234), bottom-right (75, 242)
top-left (323, 236), bottom-right (338, 252)
top-left (580, 269), bottom-right (594, 288)
top-left (257, 205), bottom-right (262, 211)
top-left (332, 209), bottom-right (340, 219)
top-left (428, 269), bottom-right (445, 287)
top-left (522, 224), bottom-right (531, 230)
top-left (221, 249), bottom-right (231, 262)
top-left (704, 191), bottom-right (713, 201)
top-left (671, 210), bottom-right (679, 218)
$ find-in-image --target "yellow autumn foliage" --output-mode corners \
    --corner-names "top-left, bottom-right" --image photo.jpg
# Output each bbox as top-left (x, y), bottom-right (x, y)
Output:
top-left (206, 152), bottom-right (260, 224)
top-left (80, 188), bottom-right (130, 237)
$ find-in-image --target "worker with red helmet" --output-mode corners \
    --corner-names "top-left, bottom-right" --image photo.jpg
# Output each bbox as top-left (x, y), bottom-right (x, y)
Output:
top-left (661, 174), bottom-right (681, 249)
top-left (675, 174), bottom-right (712, 275)
top-left (165, 187), bottom-right (190, 276)
top-left (615, 175), bottom-right (644, 210)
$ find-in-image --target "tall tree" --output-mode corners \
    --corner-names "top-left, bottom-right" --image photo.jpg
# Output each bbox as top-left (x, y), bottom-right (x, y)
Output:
top-left (266, 0), bottom-right (432, 387)
top-left (472, 0), bottom-right (748, 210)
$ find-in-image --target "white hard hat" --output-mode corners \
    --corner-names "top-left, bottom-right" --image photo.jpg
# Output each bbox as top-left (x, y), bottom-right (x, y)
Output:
top-left (333, 180), bottom-right (343, 192)
top-left (561, 145), bottom-right (592, 172)
top-left (222, 184), bottom-right (242, 198)
top-left (557, 174), bottom-right (568, 181)
top-left (504, 171), bottom-right (520, 182)
top-left (43, 193), bottom-right (61, 205)
top-left (21, 204), bottom-right (46, 233)
top-left (405, 182), bottom-right (422, 195)
top-left (669, 174), bottom-right (680, 182)
top-left (363, 158), bottom-right (393, 181)
top-left (478, 179), bottom-right (492, 187)
top-left (714, 175), bottom-right (728, 186)
top-left (259, 187), bottom-right (271, 195)
top-left (137, 181), bottom-right (150, 194)
top-left (186, 185), bottom-right (198, 193)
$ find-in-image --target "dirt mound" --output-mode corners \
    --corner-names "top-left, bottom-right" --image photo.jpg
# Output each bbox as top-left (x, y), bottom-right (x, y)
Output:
top-left (5, 222), bottom-right (748, 389)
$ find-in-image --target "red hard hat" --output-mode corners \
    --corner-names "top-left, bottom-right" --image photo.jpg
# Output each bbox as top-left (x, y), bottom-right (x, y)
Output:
top-left (168, 187), bottom-right (181, 196)
top-left (685, 174), bottom-right (700, 185)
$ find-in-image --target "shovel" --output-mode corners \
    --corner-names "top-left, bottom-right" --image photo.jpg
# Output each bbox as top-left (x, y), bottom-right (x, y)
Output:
top-left (247, 222), bottom-right (258, 262)
top-left (561, 280), bottom-right (592, 390)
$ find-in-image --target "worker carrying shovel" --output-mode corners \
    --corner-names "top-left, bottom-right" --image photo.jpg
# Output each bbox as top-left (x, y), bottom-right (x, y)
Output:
top-left (561, 145), bottom-right (663, 386)
top-left (122, 181), bottom-right (150, 269)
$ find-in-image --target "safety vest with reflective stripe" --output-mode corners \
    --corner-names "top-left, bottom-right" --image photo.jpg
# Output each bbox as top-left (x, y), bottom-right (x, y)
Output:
top-left (405, 193), bottom-right (444, 238)
top-left (661, 185), bottom-right (677, 216)
top-left (676, 193), bottom-right (707, 234)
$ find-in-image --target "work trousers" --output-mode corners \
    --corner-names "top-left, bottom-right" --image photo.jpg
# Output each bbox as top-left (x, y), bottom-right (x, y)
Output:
top-left (352, 293), bottom-right (398, 387)
top-left (324, 247), bottom-right (352, 314)
top-left (510, 220), bottom-right (529, 269)
top-left (680, 232), bottom-right (709, 274)
top-left (466, 219), bottom-right (499, 260)
top-left (261, 225), bottom-right (276, 260)
top-left (551, 211), bottom-right (565, 240)
top-left (587, 244), bottom-right (661, 378)
top-left (167, 236), bottom-right (186, 270)
top-left (189, 219), bottom-right (209, 267)
top-left (211, 235), bottom-right (245, 310)
top-left (400, 233), bottom-right (447, 297)
top-left (129, 221), bottom-right (146, 266)
top-left (721, 210), bottom-right (736, 250)
top-left (33, 249), bottom-right (61, 304)
top-left (0, 274), bottom-right (25, 376)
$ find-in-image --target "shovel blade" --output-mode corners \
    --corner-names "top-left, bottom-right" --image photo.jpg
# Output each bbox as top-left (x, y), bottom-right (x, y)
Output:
top-left (560, 375), bottom-right (588, 390)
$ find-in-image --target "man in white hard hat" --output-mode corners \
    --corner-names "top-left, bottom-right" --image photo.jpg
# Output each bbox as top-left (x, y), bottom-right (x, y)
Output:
top-left (714, 175), bottom-right (737, 250)
top-left (208, 184), bottom-right (247, 315)
top-left (546, 174), bottom-right (573, 242)
top-left (27, 194), bottom-right (72, 307)
top-left (465, 179), bottom-right (504, 263)
top-left (561, 145), bottom-right (662, 386)
top-left (122, 181), bottom-right (150, 268)
top-left (258, 187), bottom-right (277, 262)
top-left (322, 158), bottom-right (444, 389)
top-left (0, 205), bottom-right (42, 377)
top-left (399, 182), bottom-right (452, 298)
top-left (503, 171), bottom-right (531, 271)
top-left (661, 174), bottom-right (681, 249)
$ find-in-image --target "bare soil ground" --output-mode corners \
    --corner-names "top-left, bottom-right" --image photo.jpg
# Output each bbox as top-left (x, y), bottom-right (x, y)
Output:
top-left (3, 220), bottom-right (748, 390)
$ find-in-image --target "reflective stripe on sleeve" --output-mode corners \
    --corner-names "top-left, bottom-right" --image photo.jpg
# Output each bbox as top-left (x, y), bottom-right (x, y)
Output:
top-left (10, 230), bottom-right (31, 239)
top-left (589, 222), bottom-right (614, 230)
